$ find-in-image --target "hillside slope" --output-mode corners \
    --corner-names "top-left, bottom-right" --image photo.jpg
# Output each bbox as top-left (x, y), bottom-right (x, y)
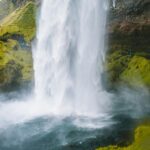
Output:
top-left (0, 1), bottom-right (36, 90)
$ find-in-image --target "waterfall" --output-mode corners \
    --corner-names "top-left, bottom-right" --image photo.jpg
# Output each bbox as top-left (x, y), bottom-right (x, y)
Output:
top-left (112, 0), bottom-right (116, 8)
top-left (0, 0), bottom-right (112, 130)
top-left (32, 0), bottom-right (111, 116)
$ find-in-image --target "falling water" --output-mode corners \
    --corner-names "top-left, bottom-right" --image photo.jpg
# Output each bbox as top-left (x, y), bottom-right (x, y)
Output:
top-left (0, 1), bottom-right (147, 149)
top-left (112, 0), bottom-right (116, 8)
top-left (33, 0), bottom-right (111, 116)
top-left (0, 0), bottom-right (112, 131)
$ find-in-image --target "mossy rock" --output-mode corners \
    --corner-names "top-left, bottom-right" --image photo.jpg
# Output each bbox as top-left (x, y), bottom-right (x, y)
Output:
top-left (97, 123), bottom-right (150, 150)
top-left (120, 56), bottom-right (150, 88)
top-left (0, 39), bottom-right (33, 88)
top-left (105, 49), bottom-right (150, 89)
top-left (12, 50), bottom-right (33, 81)
top-left (0, 2), bottom-right (36, 42)
top-left (0, 60), bottom-right (22, 87)
top-left (104, 50), bottom-right (131, 88)
top-left (0, 1), bottom-right (35, 89)
top-left (0, 50), bottom-right (33, 88)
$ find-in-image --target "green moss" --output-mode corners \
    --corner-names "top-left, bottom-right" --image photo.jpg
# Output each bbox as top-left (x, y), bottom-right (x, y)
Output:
top-left (0, 1), bottom-right (35, 88)
top-left (13, 50), bottom-right (33, 81)
top-left (120, 56), bottom-right (150, 87)
top-left (97, 123), bottom-right (150, 150)
top-left (108, 22), bottom-right (150, 88)
top-left (0, 2), bottom-right (36, 42)
top-left (105, 49), bottom-right (150, 89)
top-left (0, 60), bottom-right (22, 86)
top-left (105, 50), bottom-right (131, 84)
top-left (0, 39), bottom-right (33, 87)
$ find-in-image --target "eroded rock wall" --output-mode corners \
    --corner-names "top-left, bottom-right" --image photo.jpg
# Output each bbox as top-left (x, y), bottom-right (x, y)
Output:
top-left (106, 0), bottom-right (150, 89)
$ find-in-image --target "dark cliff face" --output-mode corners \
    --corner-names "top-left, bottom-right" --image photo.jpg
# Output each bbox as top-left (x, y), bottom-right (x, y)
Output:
top-left (109, 0), bottom-right (150, 21)
top-left (108, 0), bottom-right (150, 53)
top-left (105, 0), bottom-right (150, 90)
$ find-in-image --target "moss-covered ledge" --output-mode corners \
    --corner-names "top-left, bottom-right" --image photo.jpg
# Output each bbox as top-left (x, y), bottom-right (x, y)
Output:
top-left (97, 122), bottom-right (150, 150)
top-left (105, 19), bottom-right (150, 90)
top-left (105, 50), bottom-right (150, 90)
top-left (120, 56), bottom-right (150, 88)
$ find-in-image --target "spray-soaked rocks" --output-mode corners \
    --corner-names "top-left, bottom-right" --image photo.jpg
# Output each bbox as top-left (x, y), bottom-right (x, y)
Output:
top-left (104, 51), bottom-right (150, 90)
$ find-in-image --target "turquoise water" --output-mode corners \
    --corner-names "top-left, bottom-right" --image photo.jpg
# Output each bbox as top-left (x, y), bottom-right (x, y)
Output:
top-left (0, 88), bottom-right (150, 150)
top-left (0, 115), bottom-right (136, 150)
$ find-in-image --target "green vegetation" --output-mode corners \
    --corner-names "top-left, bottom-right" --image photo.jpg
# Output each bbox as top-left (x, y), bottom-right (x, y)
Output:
top-left (0, 40), bottom-right (33, 87)
top-left (97, 123), bottom-right (150, 150)
top-left (121, 56), bottom-right (150, 87)
top-left (105, 51), bottom-right (131, 84)
top-left (0, 1), bottom-right (36, 42)
top-left (107, 10), bottom-right (150, 89)
top-left (105, 50), bottom-right (150, 89)
top-left (0, 1), bottom-right (35, 88)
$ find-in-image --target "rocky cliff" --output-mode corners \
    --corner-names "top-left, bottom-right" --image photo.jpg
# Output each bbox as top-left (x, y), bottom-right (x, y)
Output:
top-left (106, 0), bottom-right (150, 90)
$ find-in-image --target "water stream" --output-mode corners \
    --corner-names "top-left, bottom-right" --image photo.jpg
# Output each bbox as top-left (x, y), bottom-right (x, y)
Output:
top-left (33, 0), bottom-right (111, 117)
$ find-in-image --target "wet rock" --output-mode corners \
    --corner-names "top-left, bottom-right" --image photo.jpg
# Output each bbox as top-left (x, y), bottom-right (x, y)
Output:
top-left (0, 60), bottom-right (22, 88)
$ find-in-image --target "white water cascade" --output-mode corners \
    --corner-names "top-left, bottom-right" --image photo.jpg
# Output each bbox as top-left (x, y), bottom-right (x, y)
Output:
top-left (112, 0), bottom-right (116, 8)
top-left (0, 0), bottom-right (112, 129)
top-left (33, 0), bottom-right (111, 116)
